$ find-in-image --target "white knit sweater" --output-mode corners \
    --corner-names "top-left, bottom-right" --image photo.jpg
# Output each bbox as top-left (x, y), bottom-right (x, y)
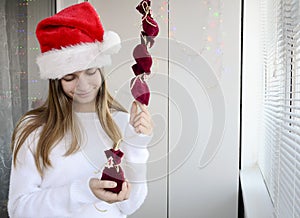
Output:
top-left (8, 111), bottom-right (152, 218)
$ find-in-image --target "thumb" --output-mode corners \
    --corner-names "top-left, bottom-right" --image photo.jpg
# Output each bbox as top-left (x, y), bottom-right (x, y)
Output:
top-left (130, 101), bottom-right (138, 125)
top-left (89, 178), bottom-right (117, 190)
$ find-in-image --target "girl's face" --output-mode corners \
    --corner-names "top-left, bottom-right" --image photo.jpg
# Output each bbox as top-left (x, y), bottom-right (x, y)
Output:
top-left (61, 68), bottom-right (102, 112)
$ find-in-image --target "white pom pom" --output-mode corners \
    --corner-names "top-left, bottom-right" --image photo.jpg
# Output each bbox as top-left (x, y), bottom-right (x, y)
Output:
top-left (102, 31), bottom-right (121, 54)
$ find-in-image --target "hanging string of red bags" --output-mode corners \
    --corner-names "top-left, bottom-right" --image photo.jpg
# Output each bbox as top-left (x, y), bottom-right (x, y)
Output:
top-left (130, 0), bottom-right (159, 106)
top-left (100, 0), bottom-right (159, 193)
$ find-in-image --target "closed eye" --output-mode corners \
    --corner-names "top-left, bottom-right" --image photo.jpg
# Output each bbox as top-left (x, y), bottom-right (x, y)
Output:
top-left (85, 68), bottom-right (98, 76)
top-left (62, 74), bottom-right (76, 81)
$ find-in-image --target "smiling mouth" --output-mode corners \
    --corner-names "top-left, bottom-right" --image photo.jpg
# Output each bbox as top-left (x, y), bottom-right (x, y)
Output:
top-left (74, 91), bottom-right (92, 97)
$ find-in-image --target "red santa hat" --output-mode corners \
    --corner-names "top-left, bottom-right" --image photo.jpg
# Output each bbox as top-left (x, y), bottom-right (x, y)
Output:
top-left (35, 2), bottom-right (121, 79)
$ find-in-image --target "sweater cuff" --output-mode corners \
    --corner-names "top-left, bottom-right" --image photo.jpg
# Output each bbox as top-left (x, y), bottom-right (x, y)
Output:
top-left (70, 178), bottom-right (100, 205)
top-left (122, 124), bottom-right (153, 163)
top-left (124, 123), bottom-right (153, 147)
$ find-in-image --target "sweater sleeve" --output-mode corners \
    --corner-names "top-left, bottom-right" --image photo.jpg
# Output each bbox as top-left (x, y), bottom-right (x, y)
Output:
top-left (7, 134), bottom-right (100, 217)
top-left (116, 120), bottom-right (153, 215)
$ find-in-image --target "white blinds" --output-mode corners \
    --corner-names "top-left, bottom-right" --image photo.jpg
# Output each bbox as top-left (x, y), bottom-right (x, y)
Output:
top-left (259, 0), bottom-right (300, 217)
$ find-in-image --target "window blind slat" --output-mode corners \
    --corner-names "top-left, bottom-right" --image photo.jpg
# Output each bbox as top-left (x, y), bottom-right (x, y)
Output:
top-left (259, 0), bottom-right (300, 217)
top-left (281, 127), bottom-right (300, 146)
top-left (281, 134), bottom-right (298, 155)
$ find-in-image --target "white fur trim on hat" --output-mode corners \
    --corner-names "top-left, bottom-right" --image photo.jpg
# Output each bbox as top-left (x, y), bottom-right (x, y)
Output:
top-left (36, 31), bottom-right (121, 79)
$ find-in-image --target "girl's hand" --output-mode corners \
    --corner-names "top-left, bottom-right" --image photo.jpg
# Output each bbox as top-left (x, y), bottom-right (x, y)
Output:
top-left (89, 179), bottom-right (131, 203)
top-left (129, 101), bottom-right (154, 136)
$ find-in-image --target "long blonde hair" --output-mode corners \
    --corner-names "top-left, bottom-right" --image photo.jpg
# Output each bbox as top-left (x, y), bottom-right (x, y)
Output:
top-left (11, 69), bottom-right (127, 175)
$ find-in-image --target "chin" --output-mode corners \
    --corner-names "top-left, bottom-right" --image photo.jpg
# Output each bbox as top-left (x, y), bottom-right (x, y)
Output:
top-left (74, 96), bottom-right (95, 104)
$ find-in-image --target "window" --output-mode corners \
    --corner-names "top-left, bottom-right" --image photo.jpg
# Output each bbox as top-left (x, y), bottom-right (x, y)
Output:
top-left (0, 1), bottom-right (54, 216)
top-left (259, 0), bottom-right (300, 217)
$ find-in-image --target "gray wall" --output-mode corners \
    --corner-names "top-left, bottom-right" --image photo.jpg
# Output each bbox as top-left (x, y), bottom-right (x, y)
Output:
top-left (91, 0), bottom-right (241, 217)
top-left (0, 0), bottom-right (241, 217)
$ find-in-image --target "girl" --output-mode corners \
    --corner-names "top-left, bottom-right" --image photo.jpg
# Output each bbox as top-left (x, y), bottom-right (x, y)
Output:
top-left (8, 2), bottom-right (153, 218)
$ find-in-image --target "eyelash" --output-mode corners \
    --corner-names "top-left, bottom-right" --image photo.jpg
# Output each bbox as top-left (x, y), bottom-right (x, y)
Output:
top-left (62, 75), bottom-right (75, 82)
top-left (86, 69), bottom-right (97, 75)
top-left (62, 77), bottom-right (75, 82)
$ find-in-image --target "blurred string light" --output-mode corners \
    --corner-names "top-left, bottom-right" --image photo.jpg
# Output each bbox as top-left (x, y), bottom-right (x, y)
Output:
top-left (154, 0), bottom-right (226, 79)
top-left (0, 0), bottom-right (42, 103)
top-left (199, 0), bottom-right (225, 79)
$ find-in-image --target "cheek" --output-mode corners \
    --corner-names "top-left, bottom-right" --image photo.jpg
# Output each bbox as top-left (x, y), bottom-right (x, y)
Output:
top-left (90, 75), bottom-right (102, 89)
top-left (93, 81), bottom-right (102, 90)
top-left (61, 81), bottom-right (76, 97)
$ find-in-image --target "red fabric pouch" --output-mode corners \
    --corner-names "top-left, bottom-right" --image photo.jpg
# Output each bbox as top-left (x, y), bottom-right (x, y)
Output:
top-left (100, 149), bottom-right (125, 193)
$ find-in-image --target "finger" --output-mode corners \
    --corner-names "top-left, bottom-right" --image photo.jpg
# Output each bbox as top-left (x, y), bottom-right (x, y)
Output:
top-left (136, 101), bottom-right (150, 115)
top-left (116, 182), bottom-right (128, 201)
top-left (100, 189), bottom-right (119, 203)
top-left (133, 114), bottom-right (153, 129)
top-left (134, 120), bottom-right (153, 134)
top-left (133, 111), bottom-right (151, 124)
top-left (130, 101), bottom-right (138, 125)
top-left (135, 124), bottom-right (153, 135)
top-left (135, 125), bottom-right (147, 134)
top-left (91, 180), bottom-right (117, 196)
top-left (89, 179), bottom-right (119, 203)
top-left (133, 116), bottom-right (148, 128)
top-left (96, 180), bottom-right (117, 189)
top-left (125, 182), bottom-right (131, 200)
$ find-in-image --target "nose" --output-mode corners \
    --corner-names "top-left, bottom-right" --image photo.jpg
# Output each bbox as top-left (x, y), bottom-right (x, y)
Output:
top-left (75, 72), bottom-right (88, 91)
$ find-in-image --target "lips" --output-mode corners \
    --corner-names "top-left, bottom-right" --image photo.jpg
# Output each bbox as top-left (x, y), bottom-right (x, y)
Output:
top-left (74, 90), bottom-right (92, 97)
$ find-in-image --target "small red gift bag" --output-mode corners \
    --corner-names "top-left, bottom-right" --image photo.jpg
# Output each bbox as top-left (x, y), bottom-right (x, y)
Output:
top-left (132, 44), bottom-right (152, 75)
top-left (130, 76), bottom-right (150, 106)
top-left (100, 148), bottom-right (125, 193)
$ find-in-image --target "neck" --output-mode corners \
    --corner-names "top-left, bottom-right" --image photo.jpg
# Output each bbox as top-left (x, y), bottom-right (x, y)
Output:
top-left (73, 102), bottom-right (96, 112)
